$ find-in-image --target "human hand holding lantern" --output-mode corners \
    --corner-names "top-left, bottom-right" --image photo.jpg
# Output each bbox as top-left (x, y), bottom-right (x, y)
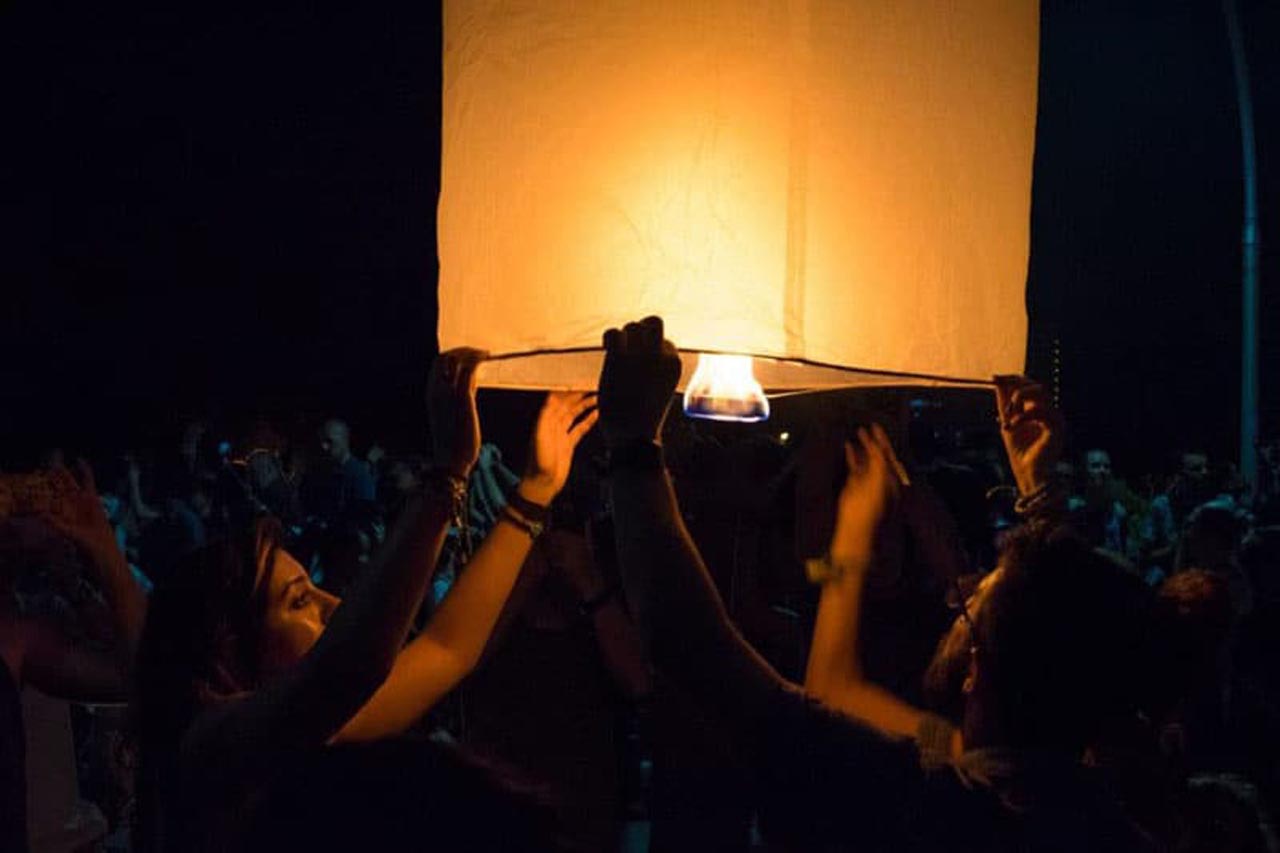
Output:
top-left (428, 348), bottom-right (487, 480)
top-left (597, 316), bottom-right (682, 448)
top-left (993, 375), bottom-right (1063, 498)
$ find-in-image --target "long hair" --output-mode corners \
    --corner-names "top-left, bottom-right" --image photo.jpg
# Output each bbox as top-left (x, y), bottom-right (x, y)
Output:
top-left (132, 516), bottom-right (282, 851)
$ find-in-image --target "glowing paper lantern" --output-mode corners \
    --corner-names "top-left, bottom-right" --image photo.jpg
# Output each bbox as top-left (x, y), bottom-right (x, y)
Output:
top-left (439, 0), bottom-right (1039, 400)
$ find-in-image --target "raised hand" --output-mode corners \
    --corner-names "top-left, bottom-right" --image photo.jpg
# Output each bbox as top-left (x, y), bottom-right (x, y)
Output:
top-left (428, 348), bottom-right (487, 479)
top-left (519, 392), bottom-right (599, 506)
top-left (829, 425), bottom-right (906, 565)
top-left (993, 375), bottom-right (1063, 496)
top-left (597, 316), bottom-right (682, 447)
top-left (40, 461), bottom-right (128, 575)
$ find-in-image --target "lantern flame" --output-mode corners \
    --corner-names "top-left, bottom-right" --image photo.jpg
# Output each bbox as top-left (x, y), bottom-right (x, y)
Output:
top-left (682, 354), bottom-right (770, 423)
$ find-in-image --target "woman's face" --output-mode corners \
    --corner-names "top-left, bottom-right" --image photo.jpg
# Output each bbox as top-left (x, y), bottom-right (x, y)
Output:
top-left (256, 548), bottom-right (341, 679)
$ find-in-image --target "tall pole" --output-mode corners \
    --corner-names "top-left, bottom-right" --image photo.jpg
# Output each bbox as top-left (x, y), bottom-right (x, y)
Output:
top-left (1223, 0), bottom-right (1260, 489)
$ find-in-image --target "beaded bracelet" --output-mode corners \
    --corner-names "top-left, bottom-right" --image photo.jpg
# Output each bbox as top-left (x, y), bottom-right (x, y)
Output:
top-left (427, 469), bottom-right (471, 555)
top-left (1013, 483), bottom-right (1065, 518)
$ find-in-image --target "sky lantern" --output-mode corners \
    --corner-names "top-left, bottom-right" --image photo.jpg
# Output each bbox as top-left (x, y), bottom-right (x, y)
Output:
top-left (438, 0), bottom-right (1040, 421)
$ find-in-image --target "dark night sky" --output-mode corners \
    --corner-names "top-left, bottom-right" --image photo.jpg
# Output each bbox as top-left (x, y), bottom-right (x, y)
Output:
top-left (3, 1), bottom-right (1277, 475)
top-left (1027, 0), bottom-right (1280, 475)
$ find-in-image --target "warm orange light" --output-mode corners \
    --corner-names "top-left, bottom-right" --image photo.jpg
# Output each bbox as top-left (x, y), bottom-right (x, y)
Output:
top-left (682, 354), bottom-right (770, 423)
top-left (439, 1), bottom-right (1039, 392)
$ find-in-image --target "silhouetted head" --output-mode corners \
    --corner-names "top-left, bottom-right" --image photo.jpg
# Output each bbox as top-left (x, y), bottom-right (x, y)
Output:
top-left (925, 522), bottom-right (1149, 755)
top-left (321, 419), bottom-right (352, 464)
top-left (1181, 452), bottom-right (1210, 483)
top-left (1176, 505), bottom-right (1245, 577)
top-left (1085, 449), bottom-right (1112, 485)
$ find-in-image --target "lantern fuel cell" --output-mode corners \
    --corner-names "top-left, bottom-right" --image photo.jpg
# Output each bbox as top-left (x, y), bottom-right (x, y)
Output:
top-left (683, 354), bottom-right (770, 423)
top-left (438, 0), bottom-right (1039, 395)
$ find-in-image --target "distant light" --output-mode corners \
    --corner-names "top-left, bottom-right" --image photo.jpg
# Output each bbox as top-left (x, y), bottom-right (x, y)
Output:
top-left (779, 431), bottom-right (791, 444)
top-left (682, 354), bottom-right (770, 423)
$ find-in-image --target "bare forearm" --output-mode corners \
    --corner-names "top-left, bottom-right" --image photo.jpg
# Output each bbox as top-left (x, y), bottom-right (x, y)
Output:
top-left (335, 504), bottom-right (538, 742)
top-left (804, 566), bottom-right (868, 697)
top-left (805, 564), bottom-right (928, 742)
top-left (589, 601), bottom-right (653, 700)
top-left (313, 490), bottom-right (453, 695)
top-left (822, 681), bottom-right (928, 741)
top-left (421, 516), bottom-right (534, 670)
top-left (610, 467), bottom-right (784, 720)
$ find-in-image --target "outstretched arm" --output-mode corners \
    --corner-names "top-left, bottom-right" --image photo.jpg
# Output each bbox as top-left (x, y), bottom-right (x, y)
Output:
top-left (610, 465), bottom-right (784, 718)
top-left (600, 318), bottom-right (788, 725)
top-left (334, 392), bottom-right (598, 742)
top-left (803, 428), bottom-right (938, 743)
top-left (568, 525), bottom-right (652, 701)
top-left (597, 319), bottom-right (968, 850)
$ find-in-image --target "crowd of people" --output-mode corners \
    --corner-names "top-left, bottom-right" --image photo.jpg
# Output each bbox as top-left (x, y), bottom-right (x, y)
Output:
top-left (2, 315), bottom-right (1279, 851)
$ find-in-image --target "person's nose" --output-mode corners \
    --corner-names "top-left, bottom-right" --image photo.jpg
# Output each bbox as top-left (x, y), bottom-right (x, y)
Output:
top-left (318, 589), bottom-right (341, 623)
